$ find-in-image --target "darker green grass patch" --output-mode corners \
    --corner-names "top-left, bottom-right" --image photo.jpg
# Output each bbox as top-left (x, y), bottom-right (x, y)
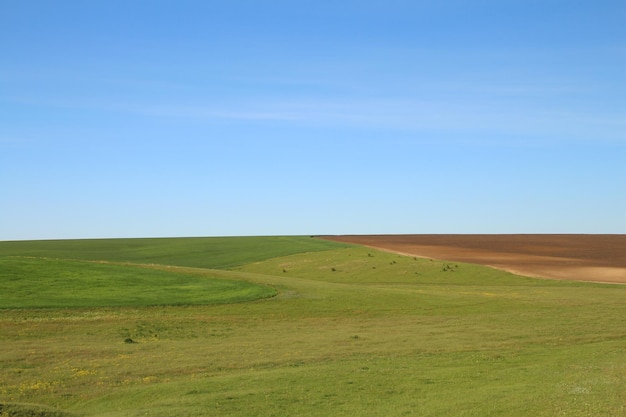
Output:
top-left (0, 257), bottom-right (276, 309)
top-left (0, 403), bottom-right (77, 417)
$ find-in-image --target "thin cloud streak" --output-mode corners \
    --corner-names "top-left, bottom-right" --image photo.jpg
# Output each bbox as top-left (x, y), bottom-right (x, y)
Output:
top-left (134, 99), bottom-right (626, 144)
top-left (5, 93), bottom-right (625, 145)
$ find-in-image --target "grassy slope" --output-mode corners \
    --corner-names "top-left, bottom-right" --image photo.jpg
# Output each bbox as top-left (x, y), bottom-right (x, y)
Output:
top-left (0, 235), bottom-right (345, 308)
top-left (1, 238), bottom-right (625, 416)
top-left (0, 257), bottom-right (275, 308)
top-left (0, 236), bottom-right (350, 269)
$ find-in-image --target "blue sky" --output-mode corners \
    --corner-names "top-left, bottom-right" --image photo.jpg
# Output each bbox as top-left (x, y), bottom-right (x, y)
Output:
top-left (1, 0), bottom-right (625, 240)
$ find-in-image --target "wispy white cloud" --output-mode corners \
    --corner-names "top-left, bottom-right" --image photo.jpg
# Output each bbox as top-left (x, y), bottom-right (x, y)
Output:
top-left (5, 93), bottom-right (625, 145)
top-left (133, 97), bottom-right (626, 144)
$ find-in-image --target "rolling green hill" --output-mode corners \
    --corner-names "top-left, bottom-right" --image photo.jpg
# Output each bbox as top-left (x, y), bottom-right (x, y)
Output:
top-left (0, 257), bottom-right (275, 308)
top-left (0, 236), bottom-right (350, 269)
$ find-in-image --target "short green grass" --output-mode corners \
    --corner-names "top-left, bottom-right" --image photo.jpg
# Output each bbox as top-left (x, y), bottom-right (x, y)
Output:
top-left (0, 257), bottom-right (275, 308)
top-left (1, 237), bottom-right (625, 416)
top-left (0, 236), bottom-right (349, 269)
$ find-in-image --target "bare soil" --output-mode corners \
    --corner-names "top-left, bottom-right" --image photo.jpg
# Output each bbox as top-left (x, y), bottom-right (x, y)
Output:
top-left (319, 235), bottom-right (626, 284)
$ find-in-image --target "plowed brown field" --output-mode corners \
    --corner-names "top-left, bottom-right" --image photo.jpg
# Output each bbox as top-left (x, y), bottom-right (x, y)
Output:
top-left (320, 234), bottom-right (626, 283)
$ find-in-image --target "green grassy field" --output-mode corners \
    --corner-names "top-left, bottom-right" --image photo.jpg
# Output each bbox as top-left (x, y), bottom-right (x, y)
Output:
top-left (0, 236), bottom-right (347, 269)
top-left (0, 257), bottom-right (275, 309)
top-left (0, 236), bottom-right (625, 416)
